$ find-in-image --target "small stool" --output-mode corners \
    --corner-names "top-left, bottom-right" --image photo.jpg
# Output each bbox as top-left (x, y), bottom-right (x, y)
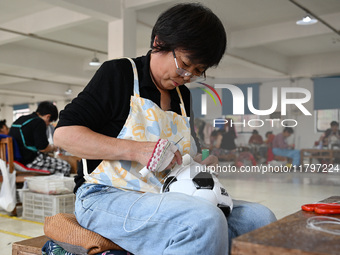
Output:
top-left (12, 235), bottom-right (49, 255)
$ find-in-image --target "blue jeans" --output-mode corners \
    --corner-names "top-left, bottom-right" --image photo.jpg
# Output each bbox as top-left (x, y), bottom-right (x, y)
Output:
top-left (75, 184), bottom-right (276, 255)
top-left (272, 148), bottom-right (300, 166)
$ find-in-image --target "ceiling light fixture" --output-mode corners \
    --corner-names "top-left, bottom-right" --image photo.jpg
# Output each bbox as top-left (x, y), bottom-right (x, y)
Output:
top-left (289, 0), bottom-right (340, 36)
top-left (65, 88), bottom-right (73, 95)
top-left (296, 14), bottom-right (318, 25)
top-left (89, 52), bottom-right (101, 66)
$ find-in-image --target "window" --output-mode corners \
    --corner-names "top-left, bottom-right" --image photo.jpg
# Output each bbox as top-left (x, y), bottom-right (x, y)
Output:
top-left (313, 77), bottom-right (340, 133)
top-left (13, 108), bottom-right (30, 121)
top-left (13, 104), bottom-right (30, 121)
top-left (316, 109), bottom-right (340, 132)
top-left (313, 77), bottom-right (340, 111)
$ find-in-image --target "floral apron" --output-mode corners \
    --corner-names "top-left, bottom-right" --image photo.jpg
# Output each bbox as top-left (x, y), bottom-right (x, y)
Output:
top-left (84, 58), bottom-right (196, 193)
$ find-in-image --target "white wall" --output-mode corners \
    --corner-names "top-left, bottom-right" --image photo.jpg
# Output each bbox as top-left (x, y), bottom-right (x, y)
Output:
top-left (0, 105), bottom-right (14, 125)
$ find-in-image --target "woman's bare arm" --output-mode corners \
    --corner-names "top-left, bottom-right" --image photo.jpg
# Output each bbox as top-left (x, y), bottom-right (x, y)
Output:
top-left (54, 126), bottom-right (156, 166)
top-left (54, 126), bottom-right (182, 168)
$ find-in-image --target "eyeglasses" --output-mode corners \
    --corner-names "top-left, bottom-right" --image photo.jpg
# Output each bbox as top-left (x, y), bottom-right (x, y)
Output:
top-left (172, 51), bottom-right (205, 82)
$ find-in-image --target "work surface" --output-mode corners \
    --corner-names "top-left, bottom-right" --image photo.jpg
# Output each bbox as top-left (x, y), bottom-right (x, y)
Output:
top-left (231, 196), bottom-right (340, 255)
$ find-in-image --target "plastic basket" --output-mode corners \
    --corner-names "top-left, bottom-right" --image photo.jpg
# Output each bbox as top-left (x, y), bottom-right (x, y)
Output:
top-left (25, 175), bottom-right (75, 195)
top-left (22, 191), bottom-right (75, 223)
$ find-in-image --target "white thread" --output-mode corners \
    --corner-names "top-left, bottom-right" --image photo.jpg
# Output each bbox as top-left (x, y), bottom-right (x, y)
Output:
top-left (123, 193), bottom-right (165, 233)
top-left (123, 164), bottom-right (189, 233)
top-left (306, 216), bottom-right (340, 235)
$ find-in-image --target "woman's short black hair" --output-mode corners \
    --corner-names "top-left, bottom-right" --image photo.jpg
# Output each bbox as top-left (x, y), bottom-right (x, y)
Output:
top-left (151, 3), bottom-right (227, 68)
top-left (36, 101), bottom-right (58, 122)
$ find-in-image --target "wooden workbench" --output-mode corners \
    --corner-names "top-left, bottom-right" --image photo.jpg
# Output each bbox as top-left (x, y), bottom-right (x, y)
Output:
top-left (300, 149), bottom-right (340, 165)
top-left (231, 196), bottom-right (340, 255)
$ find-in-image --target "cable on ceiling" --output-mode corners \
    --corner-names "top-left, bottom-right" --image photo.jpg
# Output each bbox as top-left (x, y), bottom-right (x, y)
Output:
top-left (0, 27), bottom-right (108, 54)
top-left (0, 72), bottom-right (84, 87)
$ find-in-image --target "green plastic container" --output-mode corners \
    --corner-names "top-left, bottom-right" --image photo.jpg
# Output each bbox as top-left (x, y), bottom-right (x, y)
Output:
top-left (202, 149), bottom-right (209, 161)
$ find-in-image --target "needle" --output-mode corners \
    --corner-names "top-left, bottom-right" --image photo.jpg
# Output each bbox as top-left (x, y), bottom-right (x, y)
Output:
top-left (175, 136), bottom-right (184, 145)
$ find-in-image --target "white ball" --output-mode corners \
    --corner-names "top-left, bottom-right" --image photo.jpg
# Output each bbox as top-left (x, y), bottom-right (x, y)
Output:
top-left (161, 155), bottom-right (233, 215)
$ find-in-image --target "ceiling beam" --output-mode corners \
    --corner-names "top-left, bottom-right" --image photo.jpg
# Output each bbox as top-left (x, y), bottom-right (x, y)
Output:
top-left (289, 51), bottom-right (340, 78)
top-left (40, 0), bottom-right (121, 21)
top-left (228, 47), bottom-right (289, 75)
top-left (0, 7), bottom-right (90, 45)
top-left (0, 44), bottom-right (94, 83)
top-left (207, 55), bottom-right (288, 82)
top-left (230, 12), bottom-right (340, 49)
top-left (125, 0), bottom-right (173, 10)
top-left (0, 88), bottom-right (67, 99)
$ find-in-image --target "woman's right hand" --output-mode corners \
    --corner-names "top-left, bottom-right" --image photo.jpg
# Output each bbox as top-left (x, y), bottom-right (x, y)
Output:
top-left (136, 140), bottom-right (182, 172)
top-left (135, 141), bottom-right (159, 166)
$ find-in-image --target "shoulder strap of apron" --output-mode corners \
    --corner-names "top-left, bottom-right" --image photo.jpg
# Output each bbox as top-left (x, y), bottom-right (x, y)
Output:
top-left (126, 58), bottom-right (140, 97)
top-left (82, 158), bottom-right (89, 177)
top-left (83, 57), bottom-right (140, 177)
top-left (176, 87), bottom-right (187, 117)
